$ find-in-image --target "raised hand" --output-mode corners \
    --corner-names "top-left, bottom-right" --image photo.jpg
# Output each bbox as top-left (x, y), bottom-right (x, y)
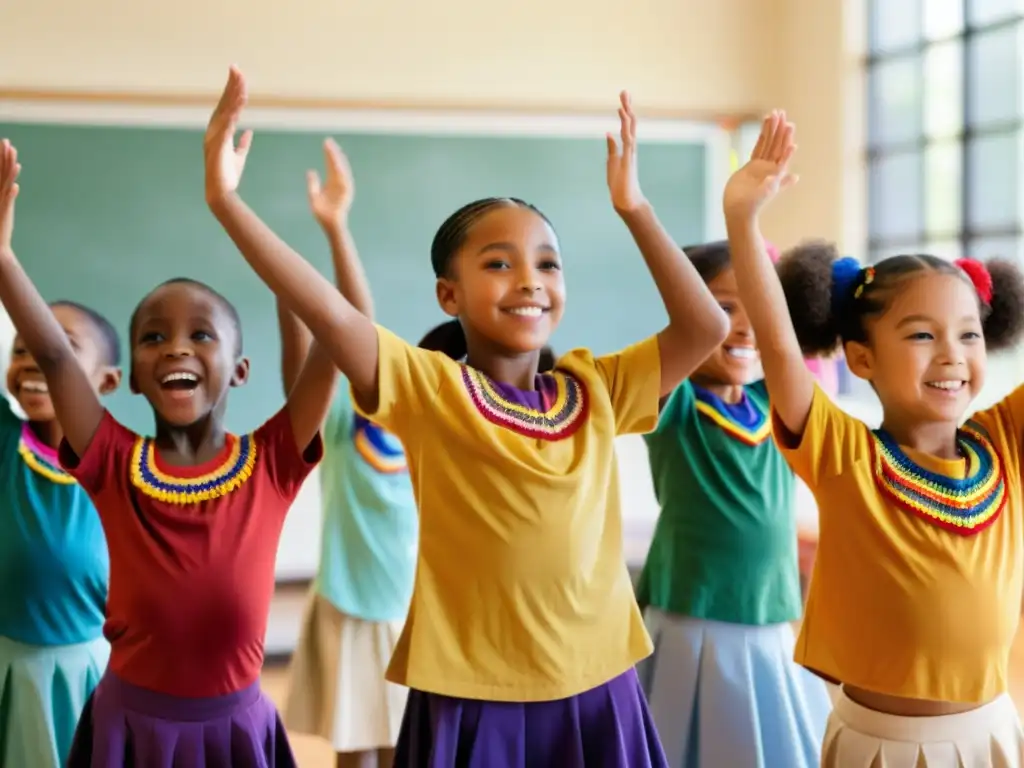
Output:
top-left (606, 91), bottom-right (648, 215)
top-left (204, 66), bottom-right (254, 205)
top-left (723, 110), bottom-right (798, 221)
top-left (307, 138), bottom-right (355, 229)
top-left (0, 140), bottom-right (20, 254)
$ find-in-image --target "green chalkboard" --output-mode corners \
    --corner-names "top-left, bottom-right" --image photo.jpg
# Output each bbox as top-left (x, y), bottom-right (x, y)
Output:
top-left (0, 122), bottom-right (706, 433)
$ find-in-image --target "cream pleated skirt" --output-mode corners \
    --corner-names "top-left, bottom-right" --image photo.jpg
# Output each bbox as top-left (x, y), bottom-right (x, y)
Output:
top-left (823, 687), bottom-right (1024, 767)
top-left (283, 592), bottom-right (407, 753)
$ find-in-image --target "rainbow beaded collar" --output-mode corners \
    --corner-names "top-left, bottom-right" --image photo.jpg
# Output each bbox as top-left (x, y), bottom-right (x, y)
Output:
top-left (461, 366), bottom-right (588, 441)
top-left (18, 423), bottom-right (75, 485)
top-left (353, 415), bottom-right (407, 474)
top-left (129, 433), bottom-right (257, 505)
top-left (694, 390), bottom-right (771, 447)
top-left (870, 422), bottom-right (1006, 535)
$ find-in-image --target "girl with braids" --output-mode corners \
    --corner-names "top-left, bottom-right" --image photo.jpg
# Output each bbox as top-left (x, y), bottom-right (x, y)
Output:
top-left (636, 239), bottom-right (832, 768)
top-left (204, 67), bottom-right (730, 767)
top-left (724, 111), bottom-right (1024, 766)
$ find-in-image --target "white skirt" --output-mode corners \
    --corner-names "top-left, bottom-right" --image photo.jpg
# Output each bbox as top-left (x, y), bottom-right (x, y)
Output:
top-left (283, 592), bottom-right (407, 753)
top-left (824, 687), bottom-right (1024, 767)
top-left (638, 608), bottom-right (832, 768)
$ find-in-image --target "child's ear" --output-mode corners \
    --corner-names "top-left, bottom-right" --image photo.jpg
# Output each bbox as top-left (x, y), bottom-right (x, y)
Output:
top-left (843, 340), bottom-right (873, 381)
top-left (98, 366), bottom-right (122, 396)
top-left (230, 357), bottom-right (251, 387)
top-left (435, 278), bottom-right (458, 319)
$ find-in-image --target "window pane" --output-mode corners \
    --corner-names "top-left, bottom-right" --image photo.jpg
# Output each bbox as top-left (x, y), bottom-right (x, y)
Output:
top-left (925, 141), bottom-right (962, 237)
top-left (869, 151), bottom-right (923, 241)
top-left (869, 56), bottom-right (923, 146)
top-left (968, 0), bottom-right (1024, 26)
top-left (926, 0), bottom-right (964, 39)
top-left (967, 131), bottom-right (1024, 229)
top-left (924, 41), bottom-right (963, 138)
top-left (870, 0), bottom-right (922, 53)
top-left (967, 22), bottom-right (1024, 128)
top-left (967, 236), bottom-right (1023, 262)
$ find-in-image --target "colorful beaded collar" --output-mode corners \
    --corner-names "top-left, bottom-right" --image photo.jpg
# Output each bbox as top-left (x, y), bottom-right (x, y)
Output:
top-left (870, 422), bottom-right (1006, 535)
top-left (19, 423), bottom-right (76, 485)
top-left (460, 366), bottom-right (588, 441)
top-left (353, 415), bottom-right (407, 474)
top-left (129, 433), bottom-right (257, 505)
top-left (693, 390), bottom-right (771, 447)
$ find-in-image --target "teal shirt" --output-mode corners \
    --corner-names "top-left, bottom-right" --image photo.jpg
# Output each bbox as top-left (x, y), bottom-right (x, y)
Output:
top-left (315, 386), bottom-right (418, 622)
top-left (0, 398), bottom-right (109, 645)
top-left (636, 380), bottom-right (802, 625)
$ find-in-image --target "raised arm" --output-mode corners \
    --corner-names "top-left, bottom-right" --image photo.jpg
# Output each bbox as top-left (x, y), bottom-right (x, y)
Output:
top-left (204, 67), bottom-right (380, 411)
top-left (607, 92), bottom-right (729, 396)
top-left (0, 141), bottom-right (105, 457)
top-left (722, 111), bottom-right (814, 436)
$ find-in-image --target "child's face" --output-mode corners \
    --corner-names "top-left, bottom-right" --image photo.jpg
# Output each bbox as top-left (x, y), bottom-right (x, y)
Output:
top-left (7, 305), bottom-right (120, 422)
top-left (691, 266), bottom-right (759, 387)
top-left (845, 272), bottom-right (985, 426)
top-left (436, 206), bottom-right (565, 356)
top-left (129, 283), bottom-right (249, 427)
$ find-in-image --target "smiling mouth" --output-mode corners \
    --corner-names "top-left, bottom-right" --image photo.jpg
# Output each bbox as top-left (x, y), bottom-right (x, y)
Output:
top-left (19, 380), bottom-right (49, 395)
top-left (159, 371), bottom-right (200, 397)
top-left (725, 346), bottom-right (758, 360)
top-left (503, 306), bottom-right (548, 318)
top-left (926, 380), bottom-right (968, 392)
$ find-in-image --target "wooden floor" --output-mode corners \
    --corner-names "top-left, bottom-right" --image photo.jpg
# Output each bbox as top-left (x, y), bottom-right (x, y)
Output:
top-left (261, 630), bottom-right (1024, 766)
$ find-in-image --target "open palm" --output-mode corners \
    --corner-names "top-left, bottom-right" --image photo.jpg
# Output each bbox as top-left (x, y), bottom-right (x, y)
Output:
top-left (723, 110), bottom-right (797, 220)
top-left (606, 91), bottom-right (647, 214)
top-left (0, 140), bottom-right (20, 252)
top-left (204, 66), bottom-right (254, 204)
top-left (308, 138), bottom-right (354, 228)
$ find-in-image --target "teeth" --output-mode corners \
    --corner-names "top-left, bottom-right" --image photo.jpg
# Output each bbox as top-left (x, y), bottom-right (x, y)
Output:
top-left (20, 381), bottom-right (48, 394)
top-left (727, 347), bottom-right (757, 359)
top-left (926, 380), bottom-right (965, 391)
top-left (161, 372), bottom-right (198, 384)
top-left (506, 307), bottom-right (543, 317)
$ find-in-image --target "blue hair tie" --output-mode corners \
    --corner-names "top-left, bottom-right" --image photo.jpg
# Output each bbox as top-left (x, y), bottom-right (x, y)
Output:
top-left (830, 256), bottom-right (863, 310)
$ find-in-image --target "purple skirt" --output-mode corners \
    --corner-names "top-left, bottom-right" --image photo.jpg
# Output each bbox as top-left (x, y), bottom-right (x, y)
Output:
top-left (394, 668), bottom-right (668, 768)
top-left (66, 672), bottom-right (296, 768)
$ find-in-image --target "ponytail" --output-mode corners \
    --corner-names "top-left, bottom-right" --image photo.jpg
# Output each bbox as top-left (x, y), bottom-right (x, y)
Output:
top-left (970, 259), bottom-right (1024, 351)
top-left (417, 319), bottom-right (468, 360)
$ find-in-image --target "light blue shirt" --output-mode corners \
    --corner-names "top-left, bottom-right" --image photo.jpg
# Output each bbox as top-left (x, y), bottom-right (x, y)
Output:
top-left (0, 398), bottom-right (109, 645)
top-left (315, 386), bottom-right (418, 622)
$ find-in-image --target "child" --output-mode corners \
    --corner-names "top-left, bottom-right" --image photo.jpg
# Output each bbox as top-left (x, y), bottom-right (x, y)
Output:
top-left (204, 67), bottom-right (730, 766)
top-left (282, 138), bottom-right (417, 768)
top-left (0, 139), bottom-right (338, 766)
top-left (635, 240), bottom-right (832, 768)
top-left (724, 112), bottom-right (1024, 766)
top-left (0, 298), bottom-right (120, 768)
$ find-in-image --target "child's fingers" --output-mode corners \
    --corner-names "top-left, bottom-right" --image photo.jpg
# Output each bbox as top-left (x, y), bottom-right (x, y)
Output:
top-left (768, 114), bottom-right (791, 160)
top-left (324, 138), bottom-right (348, 176)
top-left (620, 91), bottom-right (637, 146)
top-left (306, 170), bottom-right (322, 201)
top-left (752, 112), bottom-right (776, 159)
top-left (606, 133), bottom-right (618, 159)
top-left (236, 129), bottom-right (253, 157)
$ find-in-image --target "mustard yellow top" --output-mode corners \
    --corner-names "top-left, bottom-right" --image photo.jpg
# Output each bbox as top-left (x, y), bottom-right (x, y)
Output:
top-left (775, 384), bottom-right (1024, 703)
top-left (356, 326), bottom-right (662, 701)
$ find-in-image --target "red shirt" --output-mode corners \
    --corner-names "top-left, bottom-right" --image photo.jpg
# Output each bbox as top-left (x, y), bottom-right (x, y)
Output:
top-left (59, 407), bottom-right (322, 697)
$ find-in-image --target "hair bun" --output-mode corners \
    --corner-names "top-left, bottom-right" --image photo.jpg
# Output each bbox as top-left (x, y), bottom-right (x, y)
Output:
top-left (955, 257), bottom-right (994, 305)
top-left (830, 256), bottom-right (861, 310)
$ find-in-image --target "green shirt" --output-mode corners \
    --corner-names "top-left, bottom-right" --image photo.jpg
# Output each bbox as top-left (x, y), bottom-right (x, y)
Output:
top-left (636, 380), bottom-right (802, 625)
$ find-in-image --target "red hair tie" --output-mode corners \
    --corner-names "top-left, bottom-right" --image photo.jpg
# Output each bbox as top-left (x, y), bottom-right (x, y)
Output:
top-left (955, 257), bottom-right (993, 305)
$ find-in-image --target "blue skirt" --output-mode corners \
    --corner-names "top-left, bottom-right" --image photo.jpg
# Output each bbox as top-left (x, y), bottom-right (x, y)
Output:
top-left (395, 668), bottom-right (668, 767)
top-left (67, 671), bottom-right (296, 767)
top-left (0, 633), bottom-right (108, 768)
top-left (637, 609), bottom-right (832, 768)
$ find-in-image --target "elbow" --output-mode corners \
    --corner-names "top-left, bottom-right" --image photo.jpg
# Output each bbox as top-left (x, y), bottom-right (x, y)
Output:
top-left (686, 304), bottom-right (729, 353)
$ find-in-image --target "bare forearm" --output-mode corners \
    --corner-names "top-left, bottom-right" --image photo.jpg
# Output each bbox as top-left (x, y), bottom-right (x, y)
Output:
top-left (0, 249), bottom-right (74, 367)
top-left (276, 299), bottom-right (312, 395)
top-left (322, 222), bottom-right (374, 320)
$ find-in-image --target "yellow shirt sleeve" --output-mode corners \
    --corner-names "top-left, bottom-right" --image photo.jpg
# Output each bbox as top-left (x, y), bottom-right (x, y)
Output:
top-left (350, 325), bottom-right (448, 436)
top-left (592, 335), bottom-right (661, 435)
top-left (772, 383), bottom-right (872, 488)
top-left (971, 383), bottom-right (1024, 472)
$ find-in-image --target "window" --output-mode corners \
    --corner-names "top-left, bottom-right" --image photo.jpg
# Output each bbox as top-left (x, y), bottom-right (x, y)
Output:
top-left (867, 1), bottom-right (1024, 265)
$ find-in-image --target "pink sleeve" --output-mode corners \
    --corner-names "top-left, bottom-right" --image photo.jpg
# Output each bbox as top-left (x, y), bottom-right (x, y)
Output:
top-left (58, 410), bottom-right (137, 496)
top-left (255, 406), bottom-right (324, 499)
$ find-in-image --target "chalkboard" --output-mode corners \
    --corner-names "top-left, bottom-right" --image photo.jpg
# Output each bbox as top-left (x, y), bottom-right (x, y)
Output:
top-left (0, 121), bottom-right (706, 433)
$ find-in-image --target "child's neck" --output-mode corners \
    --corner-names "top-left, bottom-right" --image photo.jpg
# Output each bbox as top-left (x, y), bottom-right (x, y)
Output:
top-left (879, 414), bottom-right (961, 460)
top-left (690, 375), bottom-right (744, 405)
top-left (28, 419), bottom-right (63, 451)
top-left (465, 350), bottom-right (540, 391)
top-left (153, 414), bottom-right (228, 467)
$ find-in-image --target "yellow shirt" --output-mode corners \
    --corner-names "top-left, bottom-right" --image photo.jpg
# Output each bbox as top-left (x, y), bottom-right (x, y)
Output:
top-left (777, 384), bottom-right (1024, 703)
top-left (355, 326), bottom-right (661, 702)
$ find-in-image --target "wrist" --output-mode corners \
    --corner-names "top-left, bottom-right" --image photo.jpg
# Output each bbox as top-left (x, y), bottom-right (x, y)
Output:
top-left (319, 215), bottom-right (349, 236)
top-left (616, 199), bottom-right (654, 224)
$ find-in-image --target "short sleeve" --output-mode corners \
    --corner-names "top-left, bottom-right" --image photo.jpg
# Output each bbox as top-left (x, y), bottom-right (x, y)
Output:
top-left (351, 325), bottom-right (448, 436)
top-left (58, 410), bottom-right (137, 495)
top-left (971, 384), bottom-right (1024, 470)
top-left (771, 383), bottom-right (871, 487)
top-left (255, 406), bottom-right (324, 500)
top-left (593, 335), bottom-right (662, 435)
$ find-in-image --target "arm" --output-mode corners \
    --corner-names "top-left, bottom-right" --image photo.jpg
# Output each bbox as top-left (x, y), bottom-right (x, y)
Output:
top-left (276, 299), bottom-right (311, 396)
top-left (0, 141), bottom-right (104, 457)
top-left (204, 68), bottom-right (379, 410)
top-left (722, 111), bottom-right (815, 436)
top-left (606, 93), bottom-right (729, 397)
